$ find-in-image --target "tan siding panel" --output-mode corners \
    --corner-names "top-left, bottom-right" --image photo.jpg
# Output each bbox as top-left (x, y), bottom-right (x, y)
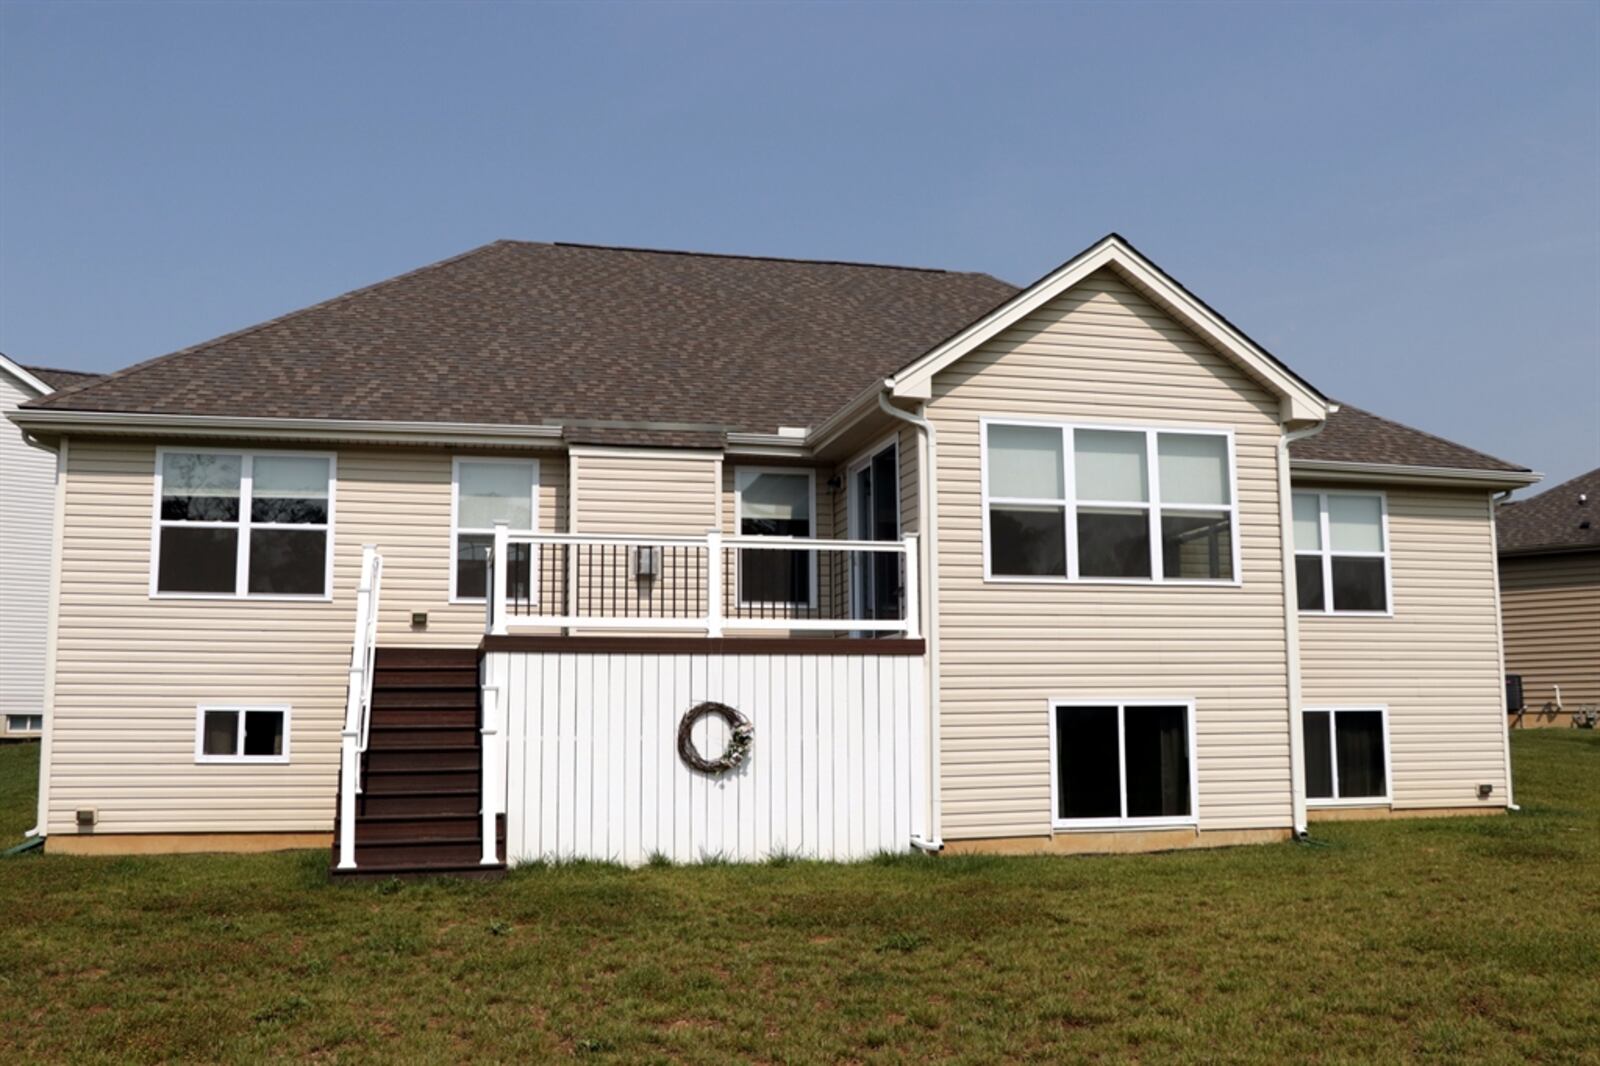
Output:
top-left (47, 439), bottom-right (563, 835)
top-left (1499, 550), bottom-right (1600, 724)
top-left (930, 268), bottom-right (1293, 839)
top-left (1299, 485), bottom-right (1510, 808)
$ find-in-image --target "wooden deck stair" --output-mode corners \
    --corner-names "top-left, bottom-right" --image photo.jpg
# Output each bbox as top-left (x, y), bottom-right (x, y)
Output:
top-left (330, 647), bottom-right (505, 879)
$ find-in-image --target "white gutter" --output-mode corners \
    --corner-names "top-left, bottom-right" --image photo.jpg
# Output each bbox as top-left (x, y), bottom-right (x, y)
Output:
top-left (1489, 489), bottom-right (1519, 811)
top-left (6, 409), bottom-right (566, 448)
top-left (875, 390), bottom-right (942, 852)
top-left (1279, 420), bottom-right (1327, 838)
top-left (1290, 459), bottom-right (1540, 490)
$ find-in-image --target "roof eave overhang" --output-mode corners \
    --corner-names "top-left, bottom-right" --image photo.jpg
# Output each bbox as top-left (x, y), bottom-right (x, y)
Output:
top-left (1291, 458), bottom-right (1541, 490)
top-left (6, 408), bottom-right (567, 448)
top-left (1498, 543), bottom-right (1600, 559)
top-left (885, 235), bottom-right (1329, 424)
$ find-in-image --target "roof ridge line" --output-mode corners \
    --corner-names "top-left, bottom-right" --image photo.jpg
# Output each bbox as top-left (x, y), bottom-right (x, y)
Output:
top-left (20, 362), bottom-right (97, 375)
top-left (30, 240), bottom-right (512, 408)
top-left (538, 239), bottom-right (972, 276)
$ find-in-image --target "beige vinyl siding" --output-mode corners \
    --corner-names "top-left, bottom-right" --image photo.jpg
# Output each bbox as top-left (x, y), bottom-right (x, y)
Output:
top-left (0, 370), bottom-right (53, 727)
top-left (929, 267), bottom-right (1293, 840)
top-left (46, 439), bottom-right (562, 835)
top-left (1299, 485), bottom-right (1510, 807)
top-left (575, 449), bottom-right (720, 535)
top-left (1499, 550), bottom-right (1600, 724)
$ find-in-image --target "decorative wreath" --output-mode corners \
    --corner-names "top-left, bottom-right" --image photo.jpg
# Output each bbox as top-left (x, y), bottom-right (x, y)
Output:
top-left (677, 701), bottom-right (754, 775)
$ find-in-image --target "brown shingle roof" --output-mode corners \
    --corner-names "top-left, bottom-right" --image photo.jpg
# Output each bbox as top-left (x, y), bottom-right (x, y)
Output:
top-left (1291, 403), bottom-right (1527, 473)
top-left (26, 239), bottom-right (1526, 475)
top-left (21, 364), bottom-right (101, 391)
top-left (26, 241), bottom-right (1016, 435)
top-left (1497, 468), bottom-right (1600, 555)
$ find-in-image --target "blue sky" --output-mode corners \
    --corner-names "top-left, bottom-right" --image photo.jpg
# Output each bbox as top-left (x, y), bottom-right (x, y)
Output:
top-left (2, 2), bottom-right (1595, 490)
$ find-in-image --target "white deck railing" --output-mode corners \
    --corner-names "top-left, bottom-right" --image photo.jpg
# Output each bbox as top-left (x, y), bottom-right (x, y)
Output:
top-left (483, 526), bottom-right (919, 640)
top-left (336, 544), bottom-right (383, 871)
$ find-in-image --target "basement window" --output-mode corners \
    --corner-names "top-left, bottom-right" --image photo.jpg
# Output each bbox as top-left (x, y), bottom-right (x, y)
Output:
top-left (1303, 707), bottom-right (1389, 805)
top-left (983, 419), bottom-right (1237, 583)
top-left (1293, 491), bottom-right (1390, 614)
top-left (1050, 700), bottom-right (1197, 829)
top-left (195, 705), bottom-right (290, 764)
top-left (153, 450), bottom-right (334, 599)
top-left (5, 714), bottom-right (43, 734)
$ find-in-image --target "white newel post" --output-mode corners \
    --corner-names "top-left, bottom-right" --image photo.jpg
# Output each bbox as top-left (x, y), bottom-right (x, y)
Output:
top-left (901, 534), bottom-right (920, 640)
top-left (705, 529), bottom-right (724, 637)
top-left (491, 522), bottom-right (510, 637)
top-left (480, 653), bottom-right (500, 865)
top-left (337, 544), bottom-right (378, 871)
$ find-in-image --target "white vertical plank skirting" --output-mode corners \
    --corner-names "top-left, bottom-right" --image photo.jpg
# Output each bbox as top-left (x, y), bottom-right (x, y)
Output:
top-left (489, 649), bottom-right (924, 865)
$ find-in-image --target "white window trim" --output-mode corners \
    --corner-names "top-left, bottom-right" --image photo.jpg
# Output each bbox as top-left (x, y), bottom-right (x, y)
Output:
top-left (448, 456), bottom-right (541, 604)
top-left (980, 417), bottom-right (1241, 586)
top-left (1303, 704), bottom-right (1392, 808)
top-left (1047, 697), bottom-right (1200, 831)
top-left (733, 465), bottom-right (819, 609)
top-left (194, 703), bottom-right (291, 765)
top-left (1293, 488), bottom-right (1393, 617)
top-left (150, 447), bottom-right (336, 601)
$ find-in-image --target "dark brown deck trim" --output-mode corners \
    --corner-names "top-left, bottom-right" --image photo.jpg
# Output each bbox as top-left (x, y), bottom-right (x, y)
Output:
top-left (480, 635), bottom-right (925, 656)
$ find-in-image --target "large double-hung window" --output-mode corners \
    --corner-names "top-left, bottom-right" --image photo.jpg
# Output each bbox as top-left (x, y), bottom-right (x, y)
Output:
top-left (153, 450), bottom-right (333, 598)
top-left (983, 420), bottom-right (1238, 583)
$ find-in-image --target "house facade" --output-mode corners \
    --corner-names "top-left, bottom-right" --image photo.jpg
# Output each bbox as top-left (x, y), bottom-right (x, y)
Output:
top-left (1, 356), bottom-right (98, 739)
top-left (1496, 468), bottom-right (1600, 727)
top-left (7, 235), bottom-right (1539, 872)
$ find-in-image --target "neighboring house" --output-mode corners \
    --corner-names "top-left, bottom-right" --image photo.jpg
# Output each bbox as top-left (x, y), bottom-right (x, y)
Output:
top-left (6, 234), bottom-right (1539, 874)
top-left (1497, 468), bottom-right (1600, 727)
top-left (0, 356), bottom-right (99, 740)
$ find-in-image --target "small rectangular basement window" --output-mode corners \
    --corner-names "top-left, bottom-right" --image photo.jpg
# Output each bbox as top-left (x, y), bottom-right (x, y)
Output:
top-left (195, 705), bottom-right (290, 764)
top-left (5, 714), bottom-right (43, 734)
top-left (1303, 707), bottom-right (1389, 805)
top-left (1050, 700), bottom-right (1197, 828)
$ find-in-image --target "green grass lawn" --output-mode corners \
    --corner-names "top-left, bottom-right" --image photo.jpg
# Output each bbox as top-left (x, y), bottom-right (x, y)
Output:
top-left (1, 734), bottom-right (1596, 1064)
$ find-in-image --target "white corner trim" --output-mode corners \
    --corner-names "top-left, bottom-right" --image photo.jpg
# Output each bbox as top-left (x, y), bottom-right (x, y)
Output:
top-left (886, 235), bottom-right (1329, 422)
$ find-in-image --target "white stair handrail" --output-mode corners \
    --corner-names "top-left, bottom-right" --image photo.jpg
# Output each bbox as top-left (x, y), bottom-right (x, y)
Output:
top-left (337, 544), bottom-right (383, 871)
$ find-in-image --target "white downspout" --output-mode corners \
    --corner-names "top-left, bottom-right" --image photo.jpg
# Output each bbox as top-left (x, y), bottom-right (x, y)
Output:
top-left (1489, 489), bottom-right (1519, 811)
top-left (1279, 419), bottom-right (1326, 839)
top-left (877, 391), bottom-right (942, 852)
top-left (25, 435), bottom-right (68, 839)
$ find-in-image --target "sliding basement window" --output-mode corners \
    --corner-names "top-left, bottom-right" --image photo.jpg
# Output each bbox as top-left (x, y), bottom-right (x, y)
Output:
top-left (1050, 700), bottom-right (1198, 829)
top-left (1303, 707), bottom-right (1389, 806)
top-left (152, 449), bottom-right (334, 598)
